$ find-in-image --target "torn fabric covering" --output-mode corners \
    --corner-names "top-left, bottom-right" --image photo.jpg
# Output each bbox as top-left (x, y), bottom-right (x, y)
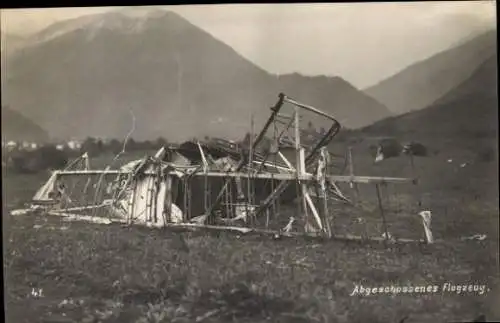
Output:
top-left (115, 156), bottom-right (186, 226)
top-left (120, 159), bottom-right (142, 172)
top-left (33, 172), bottom-right (58, 202)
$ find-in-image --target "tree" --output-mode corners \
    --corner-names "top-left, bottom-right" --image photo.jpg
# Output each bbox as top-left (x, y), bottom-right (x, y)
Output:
top-left (10, 145), bottom-right (68, 174)
top-left (155, 137), bottom-right (168, 148)
top-left (108, 139), bottom-right (122, 154)
top-left (81, 137), bottom-right (99, 156)
top-left (95, 139), bottom-right (104, 154)
top-left (127, 138), bottom-right (137, 151)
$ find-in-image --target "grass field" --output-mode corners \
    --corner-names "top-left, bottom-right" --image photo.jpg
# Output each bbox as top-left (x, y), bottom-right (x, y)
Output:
top-left (3, 148), bottom-right (500, 323)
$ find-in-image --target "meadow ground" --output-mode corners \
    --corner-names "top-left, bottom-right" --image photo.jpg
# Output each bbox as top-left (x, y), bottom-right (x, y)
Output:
top-left (3, 149), bottom-right (500, 323)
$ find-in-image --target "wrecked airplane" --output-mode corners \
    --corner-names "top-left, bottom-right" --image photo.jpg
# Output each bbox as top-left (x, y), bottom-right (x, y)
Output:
top-left (12, 93), bottom-right (449, 244)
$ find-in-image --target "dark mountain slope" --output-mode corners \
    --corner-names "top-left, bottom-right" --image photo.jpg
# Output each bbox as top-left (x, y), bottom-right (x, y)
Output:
top-left (336, 53), bottom-right (497, 198)
top-left (364, 30), bottom-right (496, 115)
top-left (361, 54), bottom-right (497, 140)
top-left (1, 106), bottom-right (49, 142)
top-left (277, 74), bottom-right (391, 129)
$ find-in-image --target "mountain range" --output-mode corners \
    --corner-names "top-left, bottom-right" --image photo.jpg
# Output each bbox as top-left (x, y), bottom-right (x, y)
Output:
top-left (1, 10), bottom-right (391, 142)
top-left (364, 29), bottom-right (496, 115)
top-left (332, 51), bottom-right (497, 202)
top-left (1, 9), bottom-right (497, 145)
top-left (1, 106), bottom-right (49, 142)
top-left (359, 54), bottom-right (497, 141)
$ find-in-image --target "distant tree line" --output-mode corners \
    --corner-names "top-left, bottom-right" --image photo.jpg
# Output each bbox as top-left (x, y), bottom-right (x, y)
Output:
top-left (80, 137), bottom-right (170, 157)
top-left (3, 137), bottom-right (170, 174)
top-left (237, 121), bottom-right (328, 150)
top-left (4, 145), bottom-right (68, 174)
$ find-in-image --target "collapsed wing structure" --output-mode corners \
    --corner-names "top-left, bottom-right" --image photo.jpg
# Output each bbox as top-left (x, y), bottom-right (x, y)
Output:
top-left (18, 93), bottom-right (427, 242)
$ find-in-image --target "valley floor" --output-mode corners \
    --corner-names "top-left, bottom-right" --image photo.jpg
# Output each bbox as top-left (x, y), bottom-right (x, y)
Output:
top-left (3, 212), bottom-right (499, 323)
top-left (2, 151), bottom-right (499, 323)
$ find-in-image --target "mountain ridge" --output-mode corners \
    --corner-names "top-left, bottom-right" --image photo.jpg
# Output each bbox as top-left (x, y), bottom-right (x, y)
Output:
top-left (2, 10), bottom-right (392, 142)
top-left (1, 106), bottom-right (49, 142)
top-left (359, 53), bottom-right (497, 142)
top-left (364, 29), bottom-right (496, 115)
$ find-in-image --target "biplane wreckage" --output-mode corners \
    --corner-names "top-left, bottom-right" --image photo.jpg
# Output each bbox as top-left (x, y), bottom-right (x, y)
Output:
top-left (11, 93), bottom-right (484, 245)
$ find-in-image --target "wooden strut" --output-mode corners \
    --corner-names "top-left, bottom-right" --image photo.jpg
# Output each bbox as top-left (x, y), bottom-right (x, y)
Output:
top-left (248, 114), bottom-right (254, 225)
top-left (348, 146), bottom-right (360, 202)
top-left (129, 178), bottom-right (137, 224)
top-left (147, 170), bottom-right (157, 222)
top-left (255, 113), bottom-right (295, 174)
top-left (183, 177), bottom-right (188, 222)
top-left (224, 177), bottom-right (230, 218)
top-left (271, 169), bottom-right (276, 221)
top-left (294, 106), bottom-right (323, 235)
top-left (408, 151), bottom-right (423, 210)
top-left (315, 181), bottom-right (331, 238)
top-left (204, 173), bottom-right (208, 214)
top-left (163, 175), bottom-right (172, 225)
top-left (66, 165), bottom-right (81, 208)
top-left (294, 106), bottom-right (305, 231)
top-left (375, 183), bottom-right (390, 246)
top-left (153, 164), bottom-right (163, 224)
top-left (197, 141), bottom-right (210, 216)
top-left (323, 183), bottom-right (331, 237)
top-left (228, 177), bottom-right (233, 219)
top-left (271, 122), bottom-right (282, 223)
top-left (188, 178), bottom-right (193, 221)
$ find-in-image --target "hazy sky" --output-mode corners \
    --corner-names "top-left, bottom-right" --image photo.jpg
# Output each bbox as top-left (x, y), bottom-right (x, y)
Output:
top-left (1, 2), bottom-right (496, 88)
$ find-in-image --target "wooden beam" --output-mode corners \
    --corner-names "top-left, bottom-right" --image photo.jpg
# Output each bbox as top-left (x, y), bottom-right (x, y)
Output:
top-left (304, 190), bottom-right (323, 230)
top-left (348, 146), bottom-right (355, 188)
top-left (283, 96), bottom-right (337, 122)
top-left (251, 160), bottom-right (293, 173)
top-left (253, 93), bottom-right (285, 149)
top-left (327, 175), bottom-right (415, 184)
top-left (47, 211), bottom-right (127, 225)
top-left (56, 170), bottom-right (125, 175)
top-left (331, 234), bottom-right (427, 244)
top-left (163, 176), bottom-right (172, 224)
top-left (248, 114), bottom-right (255, 211)
top-left (197, 141), bottom-right (209, 172)
top-left (57, 204), bottom-right (109, 212)
top-left (278, 151), bottom-right (296, 171)
top-left (54, 170), bottom-right (415, 184)
top-left (16, 208), bottom-right (444, 244)
top-left (294, 107), bottom-right (308, 233)
top-left (275, 113), bottom-right (303, 121)
top-left (255, 180), bottom-right (289, 216)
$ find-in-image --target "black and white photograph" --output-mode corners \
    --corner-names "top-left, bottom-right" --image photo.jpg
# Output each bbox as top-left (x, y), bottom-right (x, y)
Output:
top-left (1, 2), bottom-right (498, 322)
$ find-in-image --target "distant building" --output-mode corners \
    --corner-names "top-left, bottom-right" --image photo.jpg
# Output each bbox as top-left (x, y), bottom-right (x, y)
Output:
top-left (7, 141), bottom-right (17, 150)
top-left (101, 138), bottom-right (112, 145)
top-left (67, 140), bottom-right (82, 150)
